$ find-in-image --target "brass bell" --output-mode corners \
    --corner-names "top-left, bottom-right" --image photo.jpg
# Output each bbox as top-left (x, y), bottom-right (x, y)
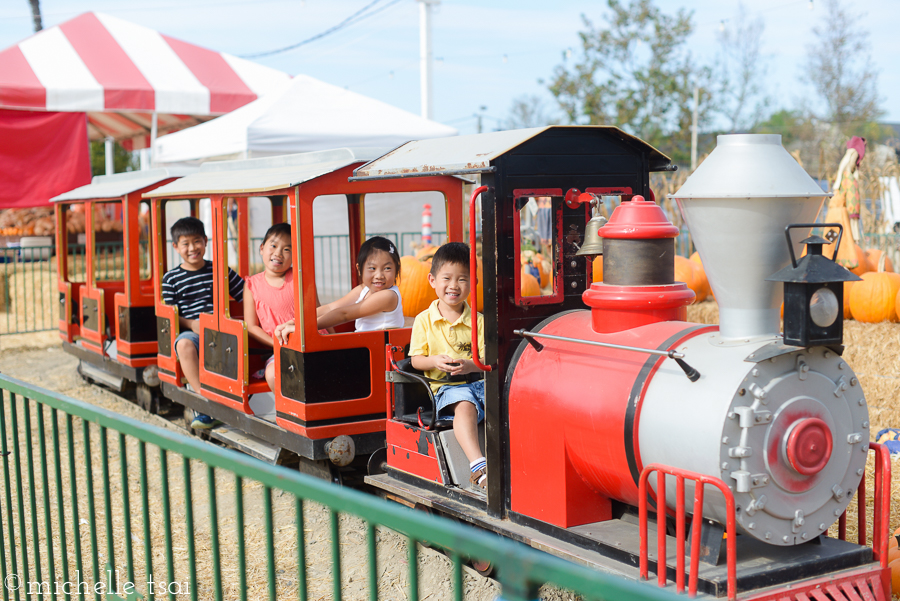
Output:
top-left (576, 214), bottom-right (606, 256)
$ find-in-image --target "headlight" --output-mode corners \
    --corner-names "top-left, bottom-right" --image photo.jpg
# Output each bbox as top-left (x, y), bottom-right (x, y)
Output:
top-left (809, 287), bottom-right (839, 327)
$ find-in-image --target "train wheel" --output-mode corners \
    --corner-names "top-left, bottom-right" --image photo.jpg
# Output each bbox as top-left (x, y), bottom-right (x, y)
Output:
top-left (469, 558), bottom-right (494, 577)
top-left (296, 456), bottom-right (344, 486)
top-left (367, 447), bottom-right (388, 475)
top-left (135, 383), bottom-right (160, 414)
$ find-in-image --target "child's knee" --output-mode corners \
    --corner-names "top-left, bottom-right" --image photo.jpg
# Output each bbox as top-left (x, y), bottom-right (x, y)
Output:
top-left (455, 401), bottom-right (476, 419)
top-left (175, 339), bottom-right (198, 363)
top-left (265, 363), bottom-right (276, 387)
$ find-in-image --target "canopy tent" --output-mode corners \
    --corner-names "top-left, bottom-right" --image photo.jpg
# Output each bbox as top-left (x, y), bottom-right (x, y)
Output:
top-left (154, 74), bottom-right (457, 164)
top-left (0, 12), bottom-right (290, 207)
top-left (0, 11), bottom-right (290, 148)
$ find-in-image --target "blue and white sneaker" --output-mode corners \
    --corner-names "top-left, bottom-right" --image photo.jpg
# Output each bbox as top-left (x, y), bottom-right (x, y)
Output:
top-left (191, 413), bottom-right (222, 430)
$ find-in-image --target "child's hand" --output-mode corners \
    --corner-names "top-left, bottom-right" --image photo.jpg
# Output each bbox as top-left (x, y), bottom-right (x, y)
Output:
top-left (432, 355), bottom-right (459, 374)
top-left (452, 359), bottom-right (483, 376)
top-left (274, 320), bottom-right (295, 345)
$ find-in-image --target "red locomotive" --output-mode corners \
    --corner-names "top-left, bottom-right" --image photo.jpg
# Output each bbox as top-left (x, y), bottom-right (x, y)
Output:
top-left (54, 128), bottom-right (891, 600)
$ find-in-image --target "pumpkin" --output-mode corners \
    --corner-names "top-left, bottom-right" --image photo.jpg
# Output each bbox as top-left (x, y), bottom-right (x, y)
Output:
top-left (674, 256), bottom-right (704, 303)
top-left (533, 257), bottom-right (552, 289)
top-left (891, 558), bottom-right (900, 595)
top-left (850, 270), bottom-right (900, 323)
top-left (890, 546), bottom-right (900, 565)
top-left (415, 244), bottom-right (437, 261)
top-left (521, 269), bottom-right (541, 297)
top-left (843, 281), bottom-right (855, 319)
top-left (689, 252), bottom-right (711, 299)
top-left (397, 255), bottom-right (437, 317)
top-left (850, 244), bottom-right (870, 276)
top-left (865, 248), bottom-right (894, 273)
top-left (890, 533), bottom-right (900, 550)
top-left (592, 256), bottom-right (603, 283)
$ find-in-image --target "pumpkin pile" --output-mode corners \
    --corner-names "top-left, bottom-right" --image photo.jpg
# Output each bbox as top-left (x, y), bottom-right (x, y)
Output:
top-left (0, 207), bottom-right (54, 237)
top-left (844, 245), bottom-right (900, 324)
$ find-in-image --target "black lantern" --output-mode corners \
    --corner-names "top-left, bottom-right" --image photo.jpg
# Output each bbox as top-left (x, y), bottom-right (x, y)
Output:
top-left (767, 223), bottom-right (861, 347)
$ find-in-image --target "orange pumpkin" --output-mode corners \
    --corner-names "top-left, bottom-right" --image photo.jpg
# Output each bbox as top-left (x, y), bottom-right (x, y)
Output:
top-left (415, 244), bottom-right (437, 262)
top-left (865, 248), bottom-right (894, 273)
top-left (535, 259), bottom-right (551, 288)
top-left (843, 281), bottom-right (855, 319)
top-left (890, 533), bottom-right (900, 550)
top-left (891, 558), bottom-right (900, 595)
top-left (397, 255), bottom-right (437, 317)
top-left (674, 256), bottom-right (704, 303)
top-left (689, 251), bottom-right (710, 299)
top-left (889, 546), bottom-right (900, 565)
top-left (592, 256), bottom-right (603, 283)
top-left (521, 269), bottom-right (541, 297)
top-left (850, 244), bottom-right (870, 276)
top-left (850, 271), bottom-right (900, 323)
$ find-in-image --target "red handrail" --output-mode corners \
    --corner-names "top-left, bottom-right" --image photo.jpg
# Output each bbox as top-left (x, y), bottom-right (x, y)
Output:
top-left (837, 442), bottom-right (891, 568)
top-left (639, 464), bottom-right (737, 600)
top-left (468, 185), bottom-right (492, 372)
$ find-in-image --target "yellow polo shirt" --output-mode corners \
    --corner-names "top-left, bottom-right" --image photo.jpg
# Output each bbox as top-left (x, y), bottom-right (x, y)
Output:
top-left (409, 300), bottom-right (486, 393)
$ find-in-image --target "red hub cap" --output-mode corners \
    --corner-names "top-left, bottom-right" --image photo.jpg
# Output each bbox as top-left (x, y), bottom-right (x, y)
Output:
top-left (785, 417), bottom-right (833, 476)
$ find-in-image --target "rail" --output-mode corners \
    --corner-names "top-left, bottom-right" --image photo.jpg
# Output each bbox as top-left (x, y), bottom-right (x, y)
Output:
top-left (0, 373), bottom-right (679, 601)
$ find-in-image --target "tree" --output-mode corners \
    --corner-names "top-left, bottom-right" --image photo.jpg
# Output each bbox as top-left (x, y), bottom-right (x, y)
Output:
top-left (547, 0), bottom-right (714, 164)
top-left (804, 0), bottom-right (881, 135)
top-left (28, 0), bottom-right (42, 32)
top-left (90, 141), bottom-right (139, 177)
top-left (715, 3), bottom-right (769, 132)
top-left (503, 95), bottom-right (558, 130)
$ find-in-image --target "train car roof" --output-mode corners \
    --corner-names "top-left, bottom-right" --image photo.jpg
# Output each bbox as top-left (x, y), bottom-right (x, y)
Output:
top-left (145, 147), bottom-right (389, 198)
top-left (350, 126), bottom-right (672, 181)
top-left (50, 168), bottom-right (183, 202)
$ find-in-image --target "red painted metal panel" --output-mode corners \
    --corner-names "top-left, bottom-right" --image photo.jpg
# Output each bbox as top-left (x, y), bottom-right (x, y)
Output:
top-left (385, 420), bottom-right (442, 484)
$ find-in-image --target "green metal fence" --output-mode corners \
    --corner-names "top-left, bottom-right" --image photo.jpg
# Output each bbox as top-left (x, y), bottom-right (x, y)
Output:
top-left (0, 373), bottom-right (675, 601)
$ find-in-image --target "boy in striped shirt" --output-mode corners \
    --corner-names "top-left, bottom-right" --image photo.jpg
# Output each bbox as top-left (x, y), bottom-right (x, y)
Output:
top-left (162, 217), bottom-right (244, 429)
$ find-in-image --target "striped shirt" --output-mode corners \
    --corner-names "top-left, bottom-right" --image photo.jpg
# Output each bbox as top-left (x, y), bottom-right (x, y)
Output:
top-left (161, 261), bottom-right (244, 320)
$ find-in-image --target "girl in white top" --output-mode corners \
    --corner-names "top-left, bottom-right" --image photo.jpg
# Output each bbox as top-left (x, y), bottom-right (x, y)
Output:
top-left (274, 236), bottom-right (403, 343)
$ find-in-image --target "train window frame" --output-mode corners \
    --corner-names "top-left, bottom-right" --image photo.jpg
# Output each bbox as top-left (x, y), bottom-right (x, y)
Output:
top-left (91, 200), bottom-right (126, 283)
top-left (512, 188), bottom-right (563, 306)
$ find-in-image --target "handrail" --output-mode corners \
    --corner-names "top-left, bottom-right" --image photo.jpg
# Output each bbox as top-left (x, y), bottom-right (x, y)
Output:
top-left (639, 464), bottom-right (737, 600)
top-left (838, 442), bottom-right (891, 568)
top-left (468, 185), bottom-right (493, 372)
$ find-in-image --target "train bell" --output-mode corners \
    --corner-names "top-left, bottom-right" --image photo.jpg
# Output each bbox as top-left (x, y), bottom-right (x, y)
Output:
top-left (575, 214), bottom-right (607, 256)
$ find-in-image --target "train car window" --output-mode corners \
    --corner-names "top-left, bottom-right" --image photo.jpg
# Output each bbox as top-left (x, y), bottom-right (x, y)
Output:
top-left (362, 191), bottom-right (447, 255)
top-left (93, 201), bottom-right (125, 282)
top-left (313, 194), bottom-right (352, 304)
top-left (246, 196), bottom-right (277, 276)
top-left (63, 203), bottom-right (87, 283)
top-left (138, 200), bottom-right (152, 281)
top-left (514, 194), bottom-right (562, 305)
top-left (163, 199), bottom-right (211, 272)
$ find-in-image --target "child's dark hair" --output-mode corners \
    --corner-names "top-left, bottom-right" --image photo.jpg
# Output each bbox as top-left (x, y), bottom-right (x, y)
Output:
top-left (170, 217), bottom-right (206, 243)
top-left (430, 242), bottom-right (470, 275)
top-left (356, 236), bottom-right (401, 281)
top-left (261, 222), bottom-right (291, 245)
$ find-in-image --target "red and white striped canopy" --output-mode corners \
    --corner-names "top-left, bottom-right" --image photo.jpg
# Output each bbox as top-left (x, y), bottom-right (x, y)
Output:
top-left (0, 12), bottom-right (291, 149)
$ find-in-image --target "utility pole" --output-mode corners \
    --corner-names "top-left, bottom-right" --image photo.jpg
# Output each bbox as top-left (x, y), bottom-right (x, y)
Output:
top-left (475, 106), bottom-right (486, 134)
top-left (28, 0), bottom-right (42, 32)
top-left (418, 0), bottom-right (439, 120)
top-left (691, 86), bottom-right (699, 172)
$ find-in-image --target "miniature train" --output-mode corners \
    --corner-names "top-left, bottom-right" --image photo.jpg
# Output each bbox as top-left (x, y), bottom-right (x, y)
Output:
top-left (52, 128), bottom-right (891, 600)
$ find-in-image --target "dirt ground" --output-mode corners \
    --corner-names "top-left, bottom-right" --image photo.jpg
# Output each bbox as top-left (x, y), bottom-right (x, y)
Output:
top-left (0, 333), bottom-right (583, 601)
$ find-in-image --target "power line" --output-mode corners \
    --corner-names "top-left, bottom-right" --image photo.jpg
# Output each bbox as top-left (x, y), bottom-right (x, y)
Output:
top-left (239, 0), bottom-right (403, 59)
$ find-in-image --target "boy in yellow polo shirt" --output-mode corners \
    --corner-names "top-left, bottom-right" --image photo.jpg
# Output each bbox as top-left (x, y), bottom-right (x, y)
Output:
top-left (409, 242), bottom-right (487, 490)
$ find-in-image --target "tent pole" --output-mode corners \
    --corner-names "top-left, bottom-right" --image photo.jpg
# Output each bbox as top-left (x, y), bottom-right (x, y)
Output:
top-left (418, 0), bottom-right (438, 120)
top-left (150, 111), bottom-right (158, 167)
top-left (104, 137), bottom-right (114, 175)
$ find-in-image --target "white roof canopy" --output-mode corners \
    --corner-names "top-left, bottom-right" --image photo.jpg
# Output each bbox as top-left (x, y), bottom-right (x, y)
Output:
top-left (50, 168), bottom-right (180, 202)
top-left (155, 74), bottom-right (458, 164)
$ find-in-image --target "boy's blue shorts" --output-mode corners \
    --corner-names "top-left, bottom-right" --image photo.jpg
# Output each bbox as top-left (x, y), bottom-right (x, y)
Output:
top-left (174, 331), bottom-right (200, 358)
top-left (434, 380), bottom-right (485, 423)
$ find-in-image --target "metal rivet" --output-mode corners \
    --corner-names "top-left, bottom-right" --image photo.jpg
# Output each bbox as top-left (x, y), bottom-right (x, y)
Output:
top-left (570, 281), bottom-right (577, 289)
top-left (862, 421), bottom-right (869, 429)
top-left (288, 365), bottom-right (294, 372)
top-left (783, 536), bottom-right (790, 543)
top-left (819, 523), bottom-right (826, 530)
top-left (752, 368), bottom-right (759, 377)
top-left (738, 388), bottom-right (746, 396)
top-left (727, 411), bottom-right (735, 419)
top-left (851, 377), bottom-right (858, 387)
top-left (835, 509), bottom-right (842, 516)
top-left (721, 462), bottom-right (729, 469)
top-left (857, 469), bottom-right (864, 476)
top-left (858, 398), bottom-right (864, 406)
top-left (765, 532), bottom-right (771, 540)
top-left (722, 437), bottom-right (729, 444)
top-left (838, 362), bottom-right (845, 369)
top-left (748, 522), bottom-right (755, 529)
top-left (570, 260), bottom-right (577, 268)
top-left (824, 350), bottom-right (832, 358)
top-left (770, 358), bottom-right (776, 363)
top-left (801, 532), bottom-right (808, 539)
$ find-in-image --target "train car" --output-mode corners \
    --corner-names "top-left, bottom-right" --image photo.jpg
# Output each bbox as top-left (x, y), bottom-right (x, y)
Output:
top-left (144, 149), bottom-right (466, 469)
top-left (352, 128), bottom-right (891, 600)
top-left (52, 169), bottom-right (179, 411)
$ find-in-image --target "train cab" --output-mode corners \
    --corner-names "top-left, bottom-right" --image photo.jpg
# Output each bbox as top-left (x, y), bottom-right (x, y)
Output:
top-left (145, 149), bottom-right (466, 465)
top-left (51, 169), bottom-right (179, 407)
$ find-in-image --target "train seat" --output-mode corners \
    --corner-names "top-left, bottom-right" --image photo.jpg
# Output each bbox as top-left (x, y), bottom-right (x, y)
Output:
top-left (391, 357), bottom-right (453, 430)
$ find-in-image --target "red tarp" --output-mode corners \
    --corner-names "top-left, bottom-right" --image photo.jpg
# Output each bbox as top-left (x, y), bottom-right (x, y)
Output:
top-left (0, 109), bottom-right (91, 208)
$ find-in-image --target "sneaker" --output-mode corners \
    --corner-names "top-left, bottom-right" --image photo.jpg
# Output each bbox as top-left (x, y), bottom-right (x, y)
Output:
top-left (191, 413), bottom-right (222, 430)
top-left (469, 469), bottom-right (487, 490)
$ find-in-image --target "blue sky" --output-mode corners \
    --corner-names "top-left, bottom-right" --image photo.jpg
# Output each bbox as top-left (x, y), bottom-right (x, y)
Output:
top-left (1, 0), bottom-right (898, 135)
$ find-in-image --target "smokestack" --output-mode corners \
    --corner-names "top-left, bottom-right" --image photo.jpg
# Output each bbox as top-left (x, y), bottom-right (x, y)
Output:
top-left (670, 134), bottom-right (830, 340)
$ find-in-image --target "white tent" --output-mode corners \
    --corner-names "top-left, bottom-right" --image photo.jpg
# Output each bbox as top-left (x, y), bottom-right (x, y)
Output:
top-left (155, 74), bottom-right (457, 164)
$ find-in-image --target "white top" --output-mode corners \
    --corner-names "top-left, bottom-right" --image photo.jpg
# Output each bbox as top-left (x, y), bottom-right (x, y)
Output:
top-left (354, 285), bottom-right (405, 331)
